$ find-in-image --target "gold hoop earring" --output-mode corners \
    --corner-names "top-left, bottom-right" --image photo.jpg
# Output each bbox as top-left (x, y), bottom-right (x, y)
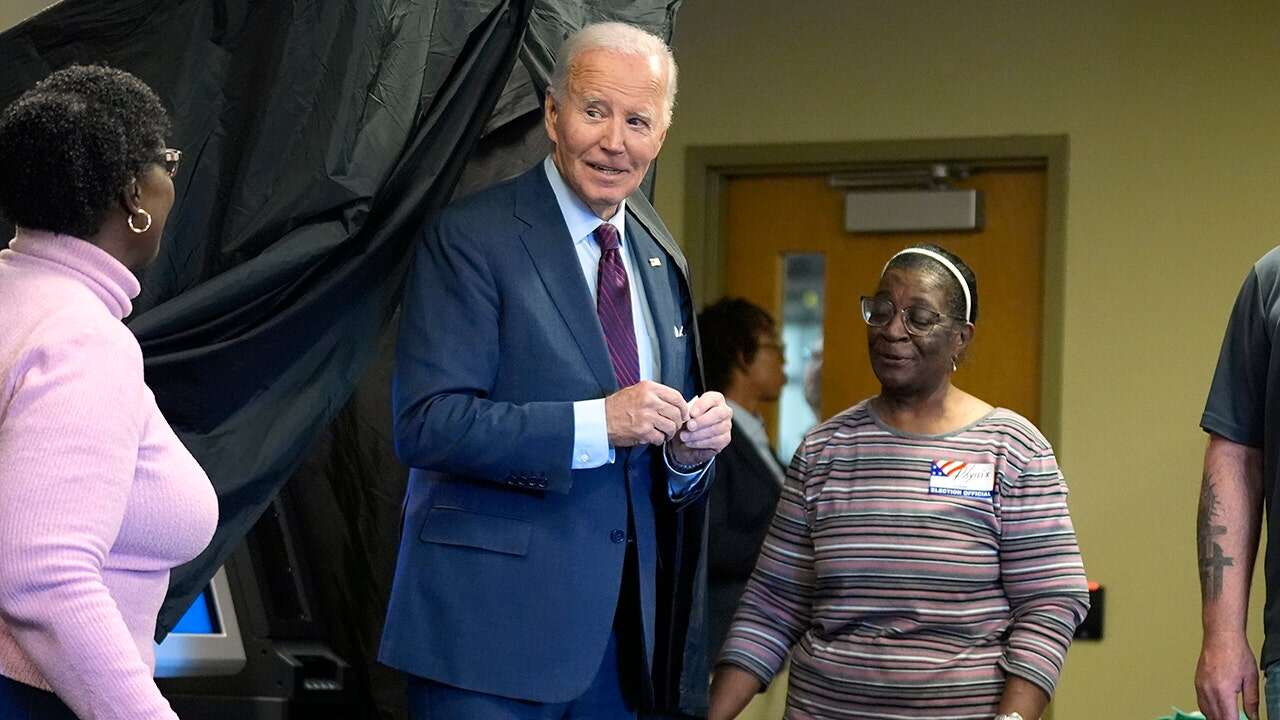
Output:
top-left (128, 209), bottom-right (152, 234)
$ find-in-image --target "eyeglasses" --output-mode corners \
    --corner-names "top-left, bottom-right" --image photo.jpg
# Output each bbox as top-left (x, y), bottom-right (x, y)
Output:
top-left (757, 340), bottom-right (786, 356)
top-left (158, 148), bottom-right (182, 177)
top-left (860, 296), bottom-right (964, 336)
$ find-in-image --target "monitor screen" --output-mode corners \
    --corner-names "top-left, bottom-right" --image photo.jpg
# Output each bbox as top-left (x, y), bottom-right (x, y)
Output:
top-left (154, 567), bottom-right (246, 677)
top-left (170, 588), bottom-right (221, 635)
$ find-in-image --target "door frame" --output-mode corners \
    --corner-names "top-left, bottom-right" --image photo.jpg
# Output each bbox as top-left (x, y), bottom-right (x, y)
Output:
top-left (682, 135), bottom-right (1069, 447)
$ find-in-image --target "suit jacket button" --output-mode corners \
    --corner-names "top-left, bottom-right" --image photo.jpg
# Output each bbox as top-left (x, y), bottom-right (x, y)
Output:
top-left (610, 529), bottom-right (626, 544)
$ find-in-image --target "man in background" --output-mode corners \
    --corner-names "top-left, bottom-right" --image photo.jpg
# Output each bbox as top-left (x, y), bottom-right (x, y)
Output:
top-left (1196, 247), bottom-right (1280, 720)
top-left (697, 298), bottom-right (787, 669)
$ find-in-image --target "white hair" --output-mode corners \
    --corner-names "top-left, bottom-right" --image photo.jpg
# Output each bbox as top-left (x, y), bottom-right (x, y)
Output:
top-left (548, 21), bottom-right (678, 127)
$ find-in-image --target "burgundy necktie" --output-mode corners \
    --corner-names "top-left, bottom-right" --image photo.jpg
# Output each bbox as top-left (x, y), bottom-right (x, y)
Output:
top-left (593, 223), bottom-right (640, 388)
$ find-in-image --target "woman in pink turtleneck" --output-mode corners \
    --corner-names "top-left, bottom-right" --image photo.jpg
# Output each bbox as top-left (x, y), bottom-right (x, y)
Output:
top-left (0, 66), bottom-right (217, 720)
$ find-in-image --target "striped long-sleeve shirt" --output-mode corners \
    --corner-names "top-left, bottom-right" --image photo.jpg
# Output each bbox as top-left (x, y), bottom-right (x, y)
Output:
top-left (719, 401), bottom-right (1089, 719)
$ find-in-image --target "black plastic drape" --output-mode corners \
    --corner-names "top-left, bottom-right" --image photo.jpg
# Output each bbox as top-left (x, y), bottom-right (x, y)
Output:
top-left (0, 0), bottom-right (536, 632)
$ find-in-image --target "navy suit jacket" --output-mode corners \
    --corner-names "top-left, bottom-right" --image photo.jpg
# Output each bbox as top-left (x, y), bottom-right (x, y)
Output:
top-left (379, 163), bottom-right (711, 709)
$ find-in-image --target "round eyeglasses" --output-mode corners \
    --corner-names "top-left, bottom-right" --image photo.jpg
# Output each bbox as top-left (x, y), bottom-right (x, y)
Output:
top-left (860, 296), bottom-right (964, 336)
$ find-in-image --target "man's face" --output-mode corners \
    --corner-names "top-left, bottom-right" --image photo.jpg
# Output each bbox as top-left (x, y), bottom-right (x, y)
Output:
top-left (745, 332), bottom-right (787, 403)
top-left (545, 49), bottom-right (669, 220)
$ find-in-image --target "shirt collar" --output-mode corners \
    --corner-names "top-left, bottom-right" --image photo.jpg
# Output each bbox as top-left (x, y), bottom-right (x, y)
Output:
top-left (726, 399), bottom-right (769, 446)
top-left (543, 156), bottom-right (626, 248)
top-left (725, 399), bottom-right (785, 484)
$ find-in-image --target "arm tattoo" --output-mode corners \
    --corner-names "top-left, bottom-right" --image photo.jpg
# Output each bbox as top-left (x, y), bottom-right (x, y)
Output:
top-left (1198, 472), bottom-right (1234, 601)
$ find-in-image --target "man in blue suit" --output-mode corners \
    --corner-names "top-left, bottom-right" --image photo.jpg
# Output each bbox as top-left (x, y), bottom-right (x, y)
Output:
top-left (379, 21), bottom-right (733, 719)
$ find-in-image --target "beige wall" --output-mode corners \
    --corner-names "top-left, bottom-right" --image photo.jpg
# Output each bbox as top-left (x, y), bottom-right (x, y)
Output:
top-left (659, 1), bottom-right (1280, 718)
top-left (0, 0), bottom-right (54, 33)
top-left (3, 0), bottom-right (1276, 715)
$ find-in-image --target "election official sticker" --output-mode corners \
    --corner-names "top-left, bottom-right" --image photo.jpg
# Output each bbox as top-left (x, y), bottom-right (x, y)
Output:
top-left (928, 460), bottom-right (995, 499)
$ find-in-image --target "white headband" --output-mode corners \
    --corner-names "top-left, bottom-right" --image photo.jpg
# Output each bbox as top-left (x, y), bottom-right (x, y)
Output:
top-left (882, 248), bottom-right (972, 323)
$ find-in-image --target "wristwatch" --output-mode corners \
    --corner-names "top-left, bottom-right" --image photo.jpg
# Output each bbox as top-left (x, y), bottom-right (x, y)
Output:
top-left (664, 443), bottom-right (704, 473)
top-left (994, 714), bottom-right (1024, 720)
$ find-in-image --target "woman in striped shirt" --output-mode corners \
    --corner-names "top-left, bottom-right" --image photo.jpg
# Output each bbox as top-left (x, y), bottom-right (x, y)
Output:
top-left (708, 245), bottom-right (1089, 720)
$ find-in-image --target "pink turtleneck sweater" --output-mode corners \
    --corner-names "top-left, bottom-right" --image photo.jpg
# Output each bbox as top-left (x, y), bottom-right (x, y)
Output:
top-left (0, 230), bottom-right (218, 719)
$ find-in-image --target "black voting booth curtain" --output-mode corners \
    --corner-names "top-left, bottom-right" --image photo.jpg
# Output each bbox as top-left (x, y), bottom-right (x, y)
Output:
top-left (0, 0), bottom-right (536, 636)
top-left (0, 1), bottom-right (686, 716)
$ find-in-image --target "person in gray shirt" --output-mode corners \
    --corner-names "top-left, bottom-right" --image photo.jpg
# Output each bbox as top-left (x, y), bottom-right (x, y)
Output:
top-left (1197, 247), bottom-right (1280, 720)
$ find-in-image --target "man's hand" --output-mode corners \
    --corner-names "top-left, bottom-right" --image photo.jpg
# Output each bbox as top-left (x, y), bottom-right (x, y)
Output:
top-left (605, 381), bottom-right (689, 447)
top-left (1196, 630), bottom-right (1260, 720)
top-left (669, 391), bottom-right (732, 467)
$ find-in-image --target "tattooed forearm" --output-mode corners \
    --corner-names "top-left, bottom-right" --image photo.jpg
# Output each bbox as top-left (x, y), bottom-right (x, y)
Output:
top-left (1198, 472), bottom-right (1233, 601)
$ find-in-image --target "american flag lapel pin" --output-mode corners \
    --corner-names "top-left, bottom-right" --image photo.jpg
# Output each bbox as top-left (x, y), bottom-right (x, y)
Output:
top-left (648, 257), bottom-right (662, 267)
